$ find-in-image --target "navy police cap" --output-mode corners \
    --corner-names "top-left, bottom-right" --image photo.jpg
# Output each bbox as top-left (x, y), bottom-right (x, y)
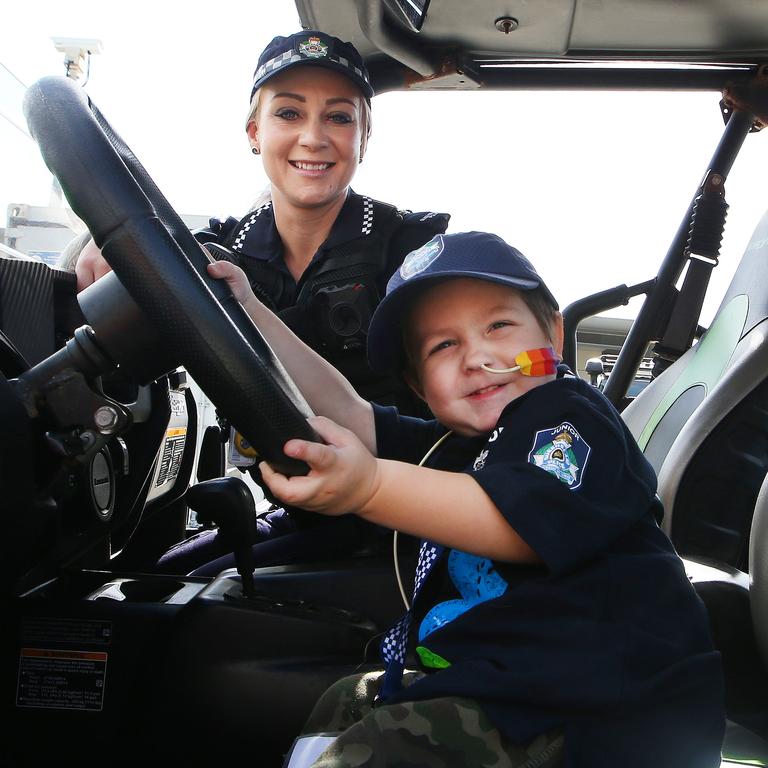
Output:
top-left (251, 30), bottom-right (374, 102)
top-left (367, 231), bottom-right (559, 373)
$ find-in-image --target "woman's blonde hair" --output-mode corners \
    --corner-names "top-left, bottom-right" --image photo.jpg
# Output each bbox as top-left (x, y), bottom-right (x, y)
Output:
top-left (244, 83), bottom-right (372, 211)
top-left (57, 230), bottom-right (93, 272)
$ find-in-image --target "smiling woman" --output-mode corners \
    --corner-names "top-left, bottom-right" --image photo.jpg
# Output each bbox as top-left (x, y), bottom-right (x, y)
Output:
top-left (130, 30), bottom-right (451, 577)
top-left (245, 66), bottom-right (368, 274)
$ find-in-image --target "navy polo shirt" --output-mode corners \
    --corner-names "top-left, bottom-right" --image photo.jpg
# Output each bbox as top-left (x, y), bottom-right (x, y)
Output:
top-left (373, 375), bottom-right (725, 767)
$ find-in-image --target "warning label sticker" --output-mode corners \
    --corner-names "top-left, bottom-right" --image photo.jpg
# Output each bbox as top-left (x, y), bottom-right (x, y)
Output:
top-left (21, 616), bottom-right (112, 647)
top-left (17, 648), bottom-right (108, 711)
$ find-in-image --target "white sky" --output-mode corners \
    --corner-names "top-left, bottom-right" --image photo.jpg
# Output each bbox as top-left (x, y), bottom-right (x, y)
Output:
top-left (3, 0), bottom-right (768, 323)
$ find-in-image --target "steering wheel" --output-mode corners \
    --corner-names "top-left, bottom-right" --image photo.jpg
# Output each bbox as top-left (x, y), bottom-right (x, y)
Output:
top-left (23, 76), bottom-right (318, 476)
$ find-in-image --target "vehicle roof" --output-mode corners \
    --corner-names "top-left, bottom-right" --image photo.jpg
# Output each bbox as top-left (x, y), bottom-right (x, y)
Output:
top-left (295, 0), bottom-right (768, 93)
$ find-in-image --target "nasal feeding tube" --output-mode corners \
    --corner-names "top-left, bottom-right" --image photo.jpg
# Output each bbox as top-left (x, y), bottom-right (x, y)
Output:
top-left (480, 346), bottom-right (560, 376)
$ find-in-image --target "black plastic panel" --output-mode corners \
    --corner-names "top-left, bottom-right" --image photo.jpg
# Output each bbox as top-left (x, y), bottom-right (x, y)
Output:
top-left (643, 385), bottom-right (706, 474)
top-left (0, 255), bottom-right (55, 367)
top-left (4, 562), bottom-right (401, 766)
top-left (672, 378), bottom-right (768, 569)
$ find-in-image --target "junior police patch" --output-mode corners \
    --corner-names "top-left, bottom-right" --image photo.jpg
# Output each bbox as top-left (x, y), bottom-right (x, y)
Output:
top-left (528, 422), bottom-right (590, 490)
top-left (400, 235), bottom-right (444, 279)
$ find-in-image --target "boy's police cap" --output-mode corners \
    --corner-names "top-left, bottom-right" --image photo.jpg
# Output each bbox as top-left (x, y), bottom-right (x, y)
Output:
top-left (367, 231), bottom-right (559, 373)
top-left (251, 31), bottom-right (374, 102)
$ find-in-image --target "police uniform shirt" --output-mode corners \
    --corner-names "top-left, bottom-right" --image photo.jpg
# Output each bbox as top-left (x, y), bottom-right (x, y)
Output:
top-left (372, 373), bottom-right (725, 767)
top-left (201, 189), bottom-right (448, 415)
top-left (202, 189), bottom-right (450, 312)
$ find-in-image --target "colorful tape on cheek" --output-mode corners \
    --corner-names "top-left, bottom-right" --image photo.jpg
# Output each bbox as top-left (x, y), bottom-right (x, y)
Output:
top-left (481, 346), bottom-right (560, 376)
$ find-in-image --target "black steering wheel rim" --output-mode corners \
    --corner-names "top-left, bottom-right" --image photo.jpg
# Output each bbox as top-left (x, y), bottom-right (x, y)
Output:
top-left (23, 76), bottom-right (317, 475)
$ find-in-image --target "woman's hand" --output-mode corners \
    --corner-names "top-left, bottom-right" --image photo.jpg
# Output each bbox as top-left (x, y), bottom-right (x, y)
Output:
top-left (259, 416), bottom-right (381, 516)
top-left (75, 238), bottom-right (113, 292)
top-left (75, 240), bottom-right (255, 304)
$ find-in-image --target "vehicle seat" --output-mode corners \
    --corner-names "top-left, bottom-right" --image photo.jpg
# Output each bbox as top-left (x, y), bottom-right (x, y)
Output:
top-left (751, 474), bottom-right (768, 673)
top-left (619, 209), bottom-right (768, 763)
top-left (711, 471), bottom-right (768, 765)
top-left (623, 206), bottom-right (768, 560)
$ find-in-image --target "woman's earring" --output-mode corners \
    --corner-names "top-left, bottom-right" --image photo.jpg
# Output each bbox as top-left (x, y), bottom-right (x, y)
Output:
top-left (252, 146), bottom-right (260, 155)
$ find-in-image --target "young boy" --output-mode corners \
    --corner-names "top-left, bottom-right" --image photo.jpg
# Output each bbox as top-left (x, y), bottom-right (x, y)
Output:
top-left (209, 231), bottom-right (725, 767)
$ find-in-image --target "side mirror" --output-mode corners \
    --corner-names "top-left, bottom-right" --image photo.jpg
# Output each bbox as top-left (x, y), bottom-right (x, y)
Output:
top-left (585, 357), bottom-right (605, 386)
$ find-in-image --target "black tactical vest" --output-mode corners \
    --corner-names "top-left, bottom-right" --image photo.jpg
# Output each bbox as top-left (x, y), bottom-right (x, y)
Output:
top-left (220, 199), bottom-right (441, 414)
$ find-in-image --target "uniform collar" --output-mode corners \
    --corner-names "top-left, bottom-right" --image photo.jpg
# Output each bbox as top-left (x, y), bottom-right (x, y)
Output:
top-left (229, 200), bottom-right (281, 261)
top-left (324, 189), bottom-right (377, 249)
top-left (230, 189), bottom-right (377, 263)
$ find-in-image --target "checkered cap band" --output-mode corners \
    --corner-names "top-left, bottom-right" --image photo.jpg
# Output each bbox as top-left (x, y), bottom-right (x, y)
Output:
top-left (252, 51), bottom-right (369, 96)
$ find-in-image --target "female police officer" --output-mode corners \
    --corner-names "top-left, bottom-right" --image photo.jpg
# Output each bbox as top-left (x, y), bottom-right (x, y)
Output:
top-left (199, 30), bottom-right (449, 412)
top-left (77, 30), bottom-right (448, 410)
top-left (75, 30), bottom-right (449, 574)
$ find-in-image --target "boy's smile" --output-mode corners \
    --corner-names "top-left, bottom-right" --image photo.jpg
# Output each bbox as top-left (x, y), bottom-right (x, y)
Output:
top-left (406, 278), bottom-right (563, 437)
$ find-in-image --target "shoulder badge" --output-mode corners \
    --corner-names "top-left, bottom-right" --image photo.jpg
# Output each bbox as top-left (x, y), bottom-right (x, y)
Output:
top-left (400, 235), bottom-right (443, 279)
top-left (299, 36), bottom-right (329, 59)
top-left (528, 421), bottom-right (590, 489)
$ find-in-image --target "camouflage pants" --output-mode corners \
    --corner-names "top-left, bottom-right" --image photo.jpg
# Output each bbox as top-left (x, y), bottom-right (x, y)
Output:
top-left (298, 671), bottom-right (564, 768)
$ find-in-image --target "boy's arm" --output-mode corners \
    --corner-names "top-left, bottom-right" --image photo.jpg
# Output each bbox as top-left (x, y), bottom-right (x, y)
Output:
top-left (363, 460), bottom-right (538, 562)
top-left (208, 261), bottom-right (376, 453)
top-left (261, 416), bottom-right (539, 564)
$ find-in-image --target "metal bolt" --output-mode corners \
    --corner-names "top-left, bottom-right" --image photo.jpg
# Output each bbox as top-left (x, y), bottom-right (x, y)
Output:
top-left (94, 405), bottom-right (119, 433)
top-left (495, 17), bottom-right (519, 34)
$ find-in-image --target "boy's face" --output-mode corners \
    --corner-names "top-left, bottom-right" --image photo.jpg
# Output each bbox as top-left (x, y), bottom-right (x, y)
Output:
top-left (405, 278), bottom-right (563, 437)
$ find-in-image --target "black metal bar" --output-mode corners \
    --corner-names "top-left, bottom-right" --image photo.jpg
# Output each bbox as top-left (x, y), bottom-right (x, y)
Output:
top-left (561, 280), bottom-right (656, 370)
top-left (371, 59), bottom-right (758, 94)
top-left (602, 109), bottom-right (754, 406)
top-left (475, 66), bottom-right (756, 92)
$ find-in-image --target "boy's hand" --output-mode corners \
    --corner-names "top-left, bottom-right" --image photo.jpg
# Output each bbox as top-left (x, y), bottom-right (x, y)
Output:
top-left (259, 416), bottom-right (381, 516)
top-left (206, 260), bottom-right (256, 305)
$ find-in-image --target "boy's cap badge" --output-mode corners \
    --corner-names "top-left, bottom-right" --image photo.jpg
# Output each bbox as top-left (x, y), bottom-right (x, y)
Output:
top-left (400, 236), bottom-right (444, 280)
top-left (528, 422), bottom-right (590, 490)
top-left (299, 36), bottom-right (329, 58)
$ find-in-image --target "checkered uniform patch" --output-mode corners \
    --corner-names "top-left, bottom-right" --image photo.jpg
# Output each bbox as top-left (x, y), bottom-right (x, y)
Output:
top-left (361, 196), bottom-right (374, 235)
top-left (381, 614), bottom-right (410, 665)
top-left (379, 541), bottom-right (443, 696)
top-left (414, 541), bottom-right (440, 592)
top-left (231, 201), bottom-right (272, 252)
